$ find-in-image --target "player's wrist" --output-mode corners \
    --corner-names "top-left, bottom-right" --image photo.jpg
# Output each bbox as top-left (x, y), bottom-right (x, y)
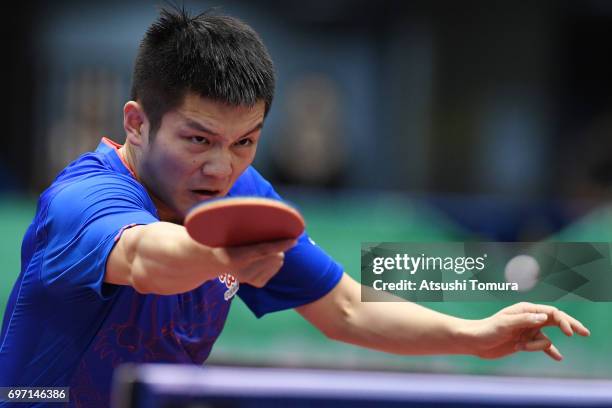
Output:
top-left (450, 318), bottom-right (482, 356)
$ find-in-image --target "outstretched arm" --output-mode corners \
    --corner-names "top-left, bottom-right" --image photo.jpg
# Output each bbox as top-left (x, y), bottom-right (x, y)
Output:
top-left (105, 221), bottom-right (296, 295)
top-left (296, 273), bottom-right (589, 360)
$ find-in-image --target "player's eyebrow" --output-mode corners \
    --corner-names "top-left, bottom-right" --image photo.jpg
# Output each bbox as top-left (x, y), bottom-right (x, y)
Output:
top-left (183, 118), bottom-right (219, 136)
top-left (183, 117), bottom-right (263, 139)
top-left (239, 122), bottom-right (264, 138)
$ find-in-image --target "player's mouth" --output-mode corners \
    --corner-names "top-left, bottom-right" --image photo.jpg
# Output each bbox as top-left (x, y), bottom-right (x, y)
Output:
top-left (191, 189), bottom-right (221, 200)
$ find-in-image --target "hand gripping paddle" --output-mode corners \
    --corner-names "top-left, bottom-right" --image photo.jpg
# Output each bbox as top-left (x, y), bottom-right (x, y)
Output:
top-left (184, 197), bottom-right (305, 247)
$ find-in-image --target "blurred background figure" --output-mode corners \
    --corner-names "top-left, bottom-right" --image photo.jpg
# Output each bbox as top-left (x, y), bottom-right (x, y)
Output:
top-left (269, 73), bottom-right (349, 188)
top-left (44, 68), bottom-right (123, 179)
top-left (1, 0), bottom-right (611, 381)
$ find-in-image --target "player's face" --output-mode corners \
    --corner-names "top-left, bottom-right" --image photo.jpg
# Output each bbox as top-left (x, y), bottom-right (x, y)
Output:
top-left (139, 94), bottom-right (265, 222)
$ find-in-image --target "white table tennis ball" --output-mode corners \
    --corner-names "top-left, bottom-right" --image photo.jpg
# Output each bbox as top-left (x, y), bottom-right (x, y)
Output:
top-left (504, 254), bottom-right (540, 292)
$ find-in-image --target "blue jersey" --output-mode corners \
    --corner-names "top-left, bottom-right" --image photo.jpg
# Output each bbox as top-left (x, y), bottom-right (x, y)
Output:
top-left (0, 138), bottom-right (343, 407)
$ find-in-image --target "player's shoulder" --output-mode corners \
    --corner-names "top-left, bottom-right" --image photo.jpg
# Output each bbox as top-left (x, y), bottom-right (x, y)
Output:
top-left (231, 166), bottom-right (276, 197)
top-left (39, 151), bottom-right (150, 219)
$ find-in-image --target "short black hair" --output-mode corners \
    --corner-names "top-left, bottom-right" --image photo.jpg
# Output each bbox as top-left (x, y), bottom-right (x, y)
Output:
top-left (130, 6), bottom-right (275, 135)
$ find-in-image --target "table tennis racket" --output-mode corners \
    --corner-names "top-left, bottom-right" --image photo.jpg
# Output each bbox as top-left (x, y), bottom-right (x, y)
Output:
top-left (184, 197), bottom-right (305, 247)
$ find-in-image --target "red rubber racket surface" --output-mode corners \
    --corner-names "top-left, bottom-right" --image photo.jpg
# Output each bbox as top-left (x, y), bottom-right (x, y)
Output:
top-left (184, 197), bottom-right (305, 247)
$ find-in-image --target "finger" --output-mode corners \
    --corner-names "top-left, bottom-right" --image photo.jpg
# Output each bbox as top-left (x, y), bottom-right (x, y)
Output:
top-left (236, 253), bottom-right (285, 287)
top-left (544, 343), bottom-right (563, 361)
top-left (510, 303), bottom-right (561, 316)
top-left (503, 302), bottom-right (537, 314)
top-left (522, 305), bottom-right (590, 337)
top-left (518, 338), bottom-right (551, 352)
top-left (545, 309), bottom-right (583, 337)
top-left (553, 310), bottom-right (590, 337)
top-left (533, 305), bottom-right (591, 336)
top-left (574, 323), bottom-right (590, 336)
top-left (535, 331), bottom-right (563, 361)
top-left (223, 239), bottom-right (297, 264)
top-left (236, 238), bottom-right (297, 258)
top-left (534, 307), bottom-right (572, 336)
top-left (504, 312), bottom-right (549, 329)
top-left (515, 331), bottom-right (559, 356)
top-left (559, 317), bottom-right (573, 337)
top-left (251, 253), bottom-right (285, 286)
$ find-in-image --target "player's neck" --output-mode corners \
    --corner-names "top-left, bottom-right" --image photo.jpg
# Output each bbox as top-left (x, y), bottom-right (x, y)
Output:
top-left (118, 143), bottom-right (140, 181)
top-left (154, 202), bottom-right (184, 224)
top-left (119, 142), bottom-right (183, 224)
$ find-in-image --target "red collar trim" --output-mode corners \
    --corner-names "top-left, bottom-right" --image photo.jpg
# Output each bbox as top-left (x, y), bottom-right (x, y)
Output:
top-left (101, 137), bottom-right (137, 178)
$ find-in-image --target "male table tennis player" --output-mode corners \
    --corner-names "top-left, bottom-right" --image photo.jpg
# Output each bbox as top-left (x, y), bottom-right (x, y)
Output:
top-left (0, 7), bottom-right (589, 408)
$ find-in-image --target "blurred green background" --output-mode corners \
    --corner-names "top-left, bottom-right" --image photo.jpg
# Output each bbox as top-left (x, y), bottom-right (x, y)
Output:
top-left (2, 193), bottom-right (608, 378)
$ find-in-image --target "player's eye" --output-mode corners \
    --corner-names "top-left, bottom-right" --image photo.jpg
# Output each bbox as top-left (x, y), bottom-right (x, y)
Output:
top-left (235, 138), bottom-right (254, 147)
top-left (190, 136), bottom-right (209, 145)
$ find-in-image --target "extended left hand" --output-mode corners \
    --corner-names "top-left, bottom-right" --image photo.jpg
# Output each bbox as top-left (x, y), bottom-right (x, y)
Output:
top-left (470, 302), bottom-right (590, 361)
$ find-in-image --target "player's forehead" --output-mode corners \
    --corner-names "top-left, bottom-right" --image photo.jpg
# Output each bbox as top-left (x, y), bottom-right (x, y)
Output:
top-left (169, 93), bottom-right (265, 131)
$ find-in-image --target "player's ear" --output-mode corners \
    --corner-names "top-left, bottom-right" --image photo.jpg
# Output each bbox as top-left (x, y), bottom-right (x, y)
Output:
top-left (124, 101), bottom-right (147, 146)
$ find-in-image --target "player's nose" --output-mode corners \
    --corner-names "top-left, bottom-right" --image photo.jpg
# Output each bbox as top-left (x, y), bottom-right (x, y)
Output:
top-left (201, 150), bottom-right (232, 179)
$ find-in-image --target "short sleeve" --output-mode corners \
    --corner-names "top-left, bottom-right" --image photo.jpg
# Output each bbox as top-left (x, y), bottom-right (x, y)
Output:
top-left (40, 173), bottom-right (158, 299)
top-left (235, 168), bottom-right (344, 317)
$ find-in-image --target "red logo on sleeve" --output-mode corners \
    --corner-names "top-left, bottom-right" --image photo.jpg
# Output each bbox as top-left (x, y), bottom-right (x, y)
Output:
top-left (218, 273), bottom-right (239, 300)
